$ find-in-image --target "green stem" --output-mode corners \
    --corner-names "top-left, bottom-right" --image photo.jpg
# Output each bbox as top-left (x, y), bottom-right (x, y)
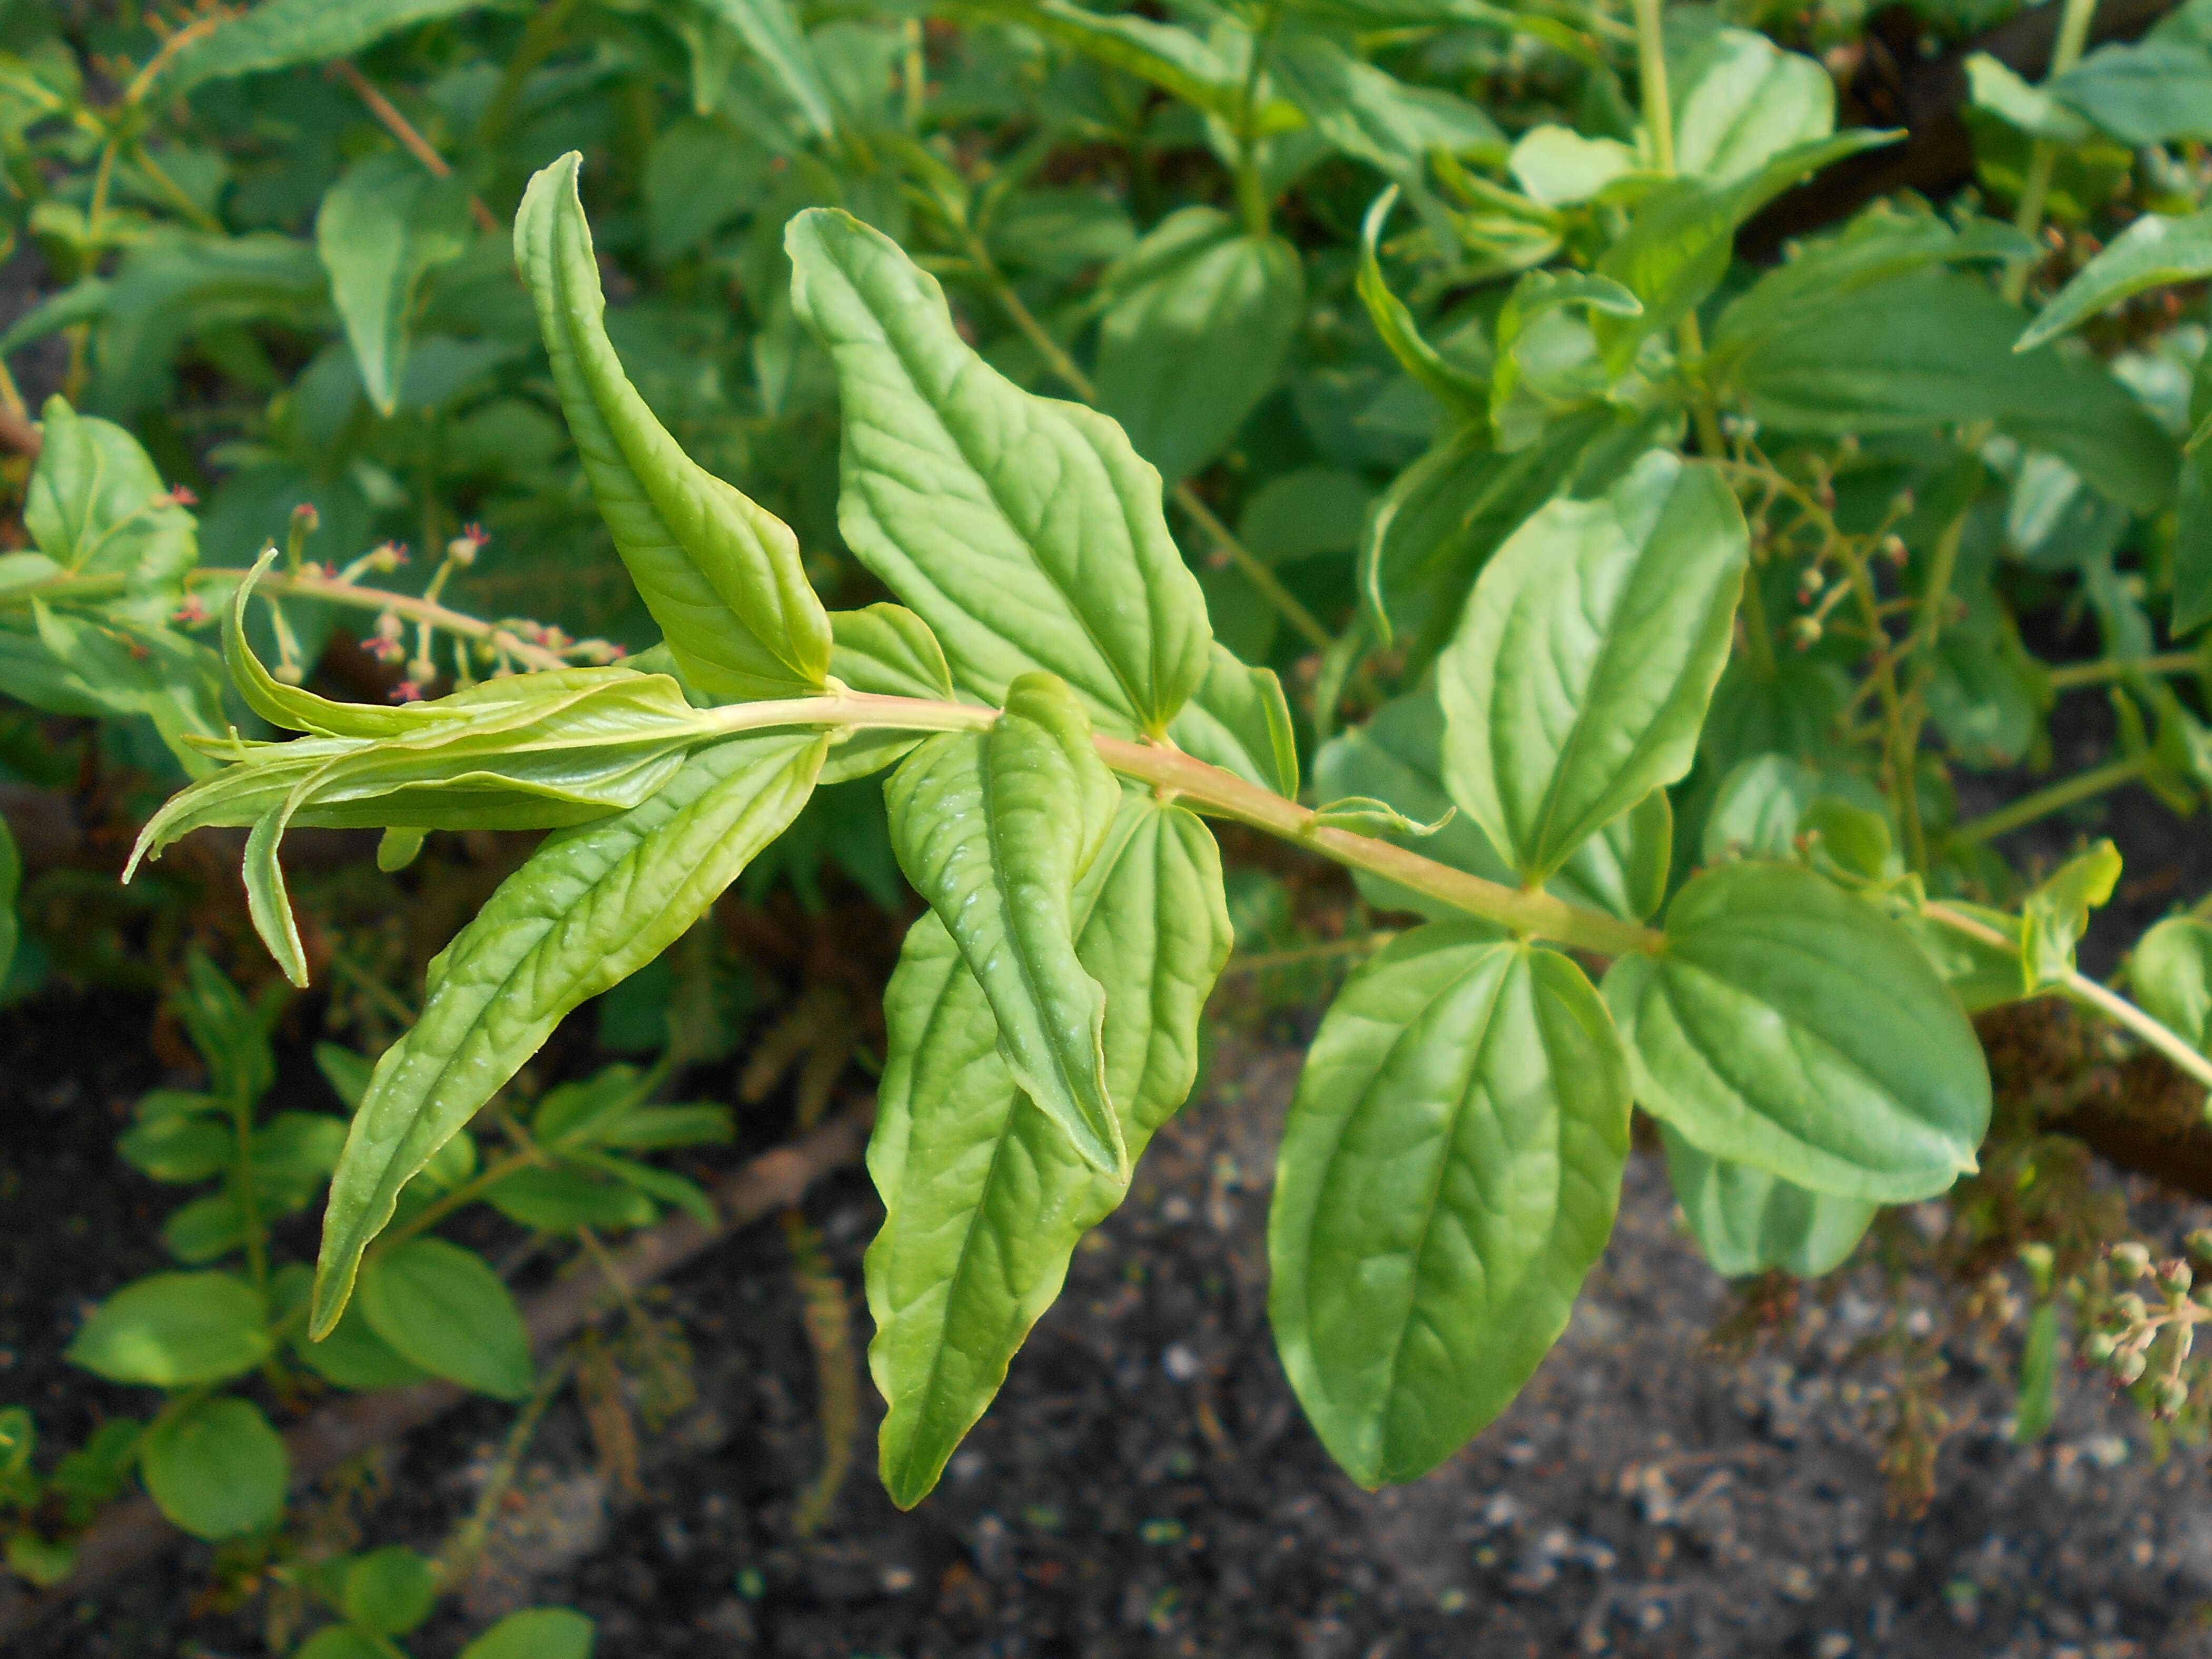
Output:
top-left (1233, 5), bottom-right (1279, 240)
top-left (677, 688), bottom-right (1659, 955)
top-left (2002, 0), bottom-right (2101, 303)
top-left (1922, 900), bottom-right (2212, 1092)
top-left (962, 233), bottom-right (1337, 655)
top-left (1892, 503), bottom-right (1972, 870)
top-left (2046, 649), bottom-right (2207, 690)
top-left (1951, 750), bottom-right (2152, 844)
top-left (1632, 0), bottom-right (1677, 174)
top-left (191, 567), bottom-right (574, 674)
top-left (229, 1076), bottom-right (268, 1298)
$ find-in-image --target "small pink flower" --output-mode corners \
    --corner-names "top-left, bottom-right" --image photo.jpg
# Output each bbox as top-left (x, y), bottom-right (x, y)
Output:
top-left (171, 595), bottom-right (209, 626)
top-left (165, 486), bottom-right (198, 508)
top-left (389, 680), bottom-right (424, 703)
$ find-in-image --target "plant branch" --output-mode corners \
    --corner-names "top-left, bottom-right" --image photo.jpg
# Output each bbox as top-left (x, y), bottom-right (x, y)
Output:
top-left (2003, 0), bottom-right (2102, 301)
top-left (1923, 900), bottom-right (2212, 1092)
top-left (191, 567), bottom-right (574, 674)
top-left (329, 60), bottom-right (500, 234)
top-left (1950, 750), bottom-right (2152, 844)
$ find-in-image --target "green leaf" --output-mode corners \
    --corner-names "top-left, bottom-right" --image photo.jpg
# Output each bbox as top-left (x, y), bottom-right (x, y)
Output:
top-left (1268, 32), bottom-right (1505, 187)
top-left (2133, 915), bottom-right (2212, 1051)
top-left (67, 1271), bottom-right (270, 1387)
top-left (1966, 53), bottom-right (2094, 143)
top-left (1603, 862), bottom-right (1991, 1201)
top-left (1092, 207), bottom-right (1303, 487)
top-left (516, 154), bottom-right (831, 702)
top-left (2051, 40), bottom-right (2212, 145)
top-left (459, 1608), bottom-right (597, 1659)
top-left (485, 1165), bottom-right (659, 1232)
top-left (1437, 451), bottom-right (1747, 881)
top-left (24, 398), bottom-right (196, 606)
top-left (887, 674), bottom-right (1124, 1174)
top-left (294, 1300), bottom-right (430, 1392)
top-left (342, 1546), bottom-right (438, 1637)
top-left (699, 0), bottom-right (835, 139)
top-left (1268, 929), bottom-right (1629, 1487)
top-left (2017, 209), bottom-right (2212, 352)
top-left (316, 153), bottom-right (476, 418)
top-left (958, 0), bottom-right (1250, 118)
top-left (1508, 125), bottom-right (1642, 206)
top-left (1672, 29), bottom-right (1836, 184)
top-left (1716, 269), bottom-right (2178, 513)
top-left (2019, 839), bottom-right (2121, 992)
top-left (868, 792), bottom-right (1231, 1506)
top-left (359, 1238), bottom-right (533, 1400)
top-left (786, 205), bottom-right (1213, 735)
top-left (1661, 1125), bottom-right (1877, 1278)
top-left (296, 1628), bottom-right (387, 1659)
top-left (167, 0), bottom-right (487, 98)
top-left (2014, 1300), bottom-right (2060, 1444)
top-left (310, 732), bottom-right (824, 1337)
top-left (1356, 190), bottom-right (1489, 420)
top-left (829, 604), bottom-right (954, 700)
top-left (140, 1398), bottom-right (287, 1541)
top-left (1167, 643), bottom-right (1299, 798)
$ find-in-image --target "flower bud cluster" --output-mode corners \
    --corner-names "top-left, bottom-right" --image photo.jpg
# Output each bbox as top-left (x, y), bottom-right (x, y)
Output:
top-left (2082, 1238), bottom-right (2212, 1418)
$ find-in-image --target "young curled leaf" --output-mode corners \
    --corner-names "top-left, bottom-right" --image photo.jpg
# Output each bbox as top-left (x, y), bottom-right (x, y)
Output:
top-left (786, 205), bottom-right (1212, 736)
top-left (886, 672), bottom-right (1126, 1175)
top-left (310, 732), bottom-right (825, 1336)
top-left (517, 154), bottom-right (831, 703)
top-left (1308, 795), bottom-right (1455, 837)
top-left (868, 792), bottom-right (1231, 1506)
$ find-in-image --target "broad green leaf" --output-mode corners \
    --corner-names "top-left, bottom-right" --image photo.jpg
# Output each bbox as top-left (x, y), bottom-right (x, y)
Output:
top-left (1717, 269), bottom-right (2178, 513)
top-left (1661, 1127), bottom-right (1877, 1278)
top-left (1603, 862), bottom-right (1991, 1201)
top-left (1268, 32), bottom-right (1505, 187)
top-left (485, 1165), bottom-right (659, 1231)
top-left (297, 1628), bottom-right (387, 1659)
top-left (1591, 130), bottom-right (1893, 372)
top-left (822, 603), bottom-right (956, 783)
top-left (516, 154), bottom-right (831, 702)
top-left (957, 0), bottom-right (1250, 118)
top-left (1700, 753), bottom-right (1889, 865)
top-left (1268, 929), bottom-right (1629, 1487)
top-left (1897, 901), bottom-right (2027, 1015)
top-left (2133, 915), bottom-right (2212, 1051)
top-left (2019, 839), bottom-right (2121, 992)
top-left (1437, 451), bottom-right (1747, 881)
top-left (868, 793), bottom-right (1231, 1505)
top-left (1673, 29), bottom-right (1835, 184)
top-left (2017, 210), bottom-right (2212, 352)
top-left (786, 206), bottom-right (1213, 735)
top-left (24, 398), bottom-right (196, 607)
top-left (1313, 683), bottom-right (1664, 922)
top-left (886, 674), bottom-right (1123, 1174)
top-left (293, 1300), bottom-right (430, 1391)
top-left (67, 1272), bottom-right (269, 1387)
top-left (2051, 41), bottom-right (2212, 145)
top-left (459, 1609), bottom-right (597, 1659)
top-left (700, 0), bottom-right (835, 139)
top-left (1, 234), bottom-right (329, 418)
top-left (310, 732), bottom-right (824, 1336)
top-left (1093, 206), bottom-right (1303, 487)
top-left (1168, 642), bottom-right (1299, 797)
top-left (316, 153), bottom-right (475, 417)
top-left (1966, 53), bottom-right (2093, 143)
top-left (359, 1238), bottom-right (533, 1400)
top-left (140, 1398), bottom-right (287, 1540)
top-left (1360, 409), bottom-right (1665, 667)
top-left (1508, 126), bottom-right (1641, 206)
top-left (167, 0), bottom-right (487, 97)
top-left (342, 1546), bottom-right (438, 1638)
top-left (645, 117), bottom-right (772, 265)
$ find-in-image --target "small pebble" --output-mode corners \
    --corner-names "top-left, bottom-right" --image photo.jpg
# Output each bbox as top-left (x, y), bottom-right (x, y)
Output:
top-left (1163, 1342), bottom-right (1202, 1382)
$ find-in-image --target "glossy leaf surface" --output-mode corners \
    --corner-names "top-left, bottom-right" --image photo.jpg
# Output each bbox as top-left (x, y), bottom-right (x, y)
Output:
top-left (1437, 451), bottom-right (1746, 881)
top-left (1604, 862), bottom-right (1990, 1201)
top-left (1269, 929), bottom-right (1629, 1487)
top-left (311, 732), bottom-right (824, 1336)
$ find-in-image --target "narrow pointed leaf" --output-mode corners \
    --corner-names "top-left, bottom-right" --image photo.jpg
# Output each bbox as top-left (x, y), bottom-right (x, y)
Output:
top-left (700, 0), bottom-right (835, 139)
top-left (2016, 209), bottom-right (2212, 352)
top-left (869, 794), bottom-right (1231, 1505)
top-left (1269, 929), bottom-right (1630, 1488)
top-left (786, 206), bottom-right (1212, 735)
top-left (317, 153), bottom-right (474, 416)
top-left (516, 154), bottom-right (831, 701)
top-left (311, 732), bottom-right (825, 1336)
top-left (1602, 862), bottom-right (1990, 1202)
top-left (1438, 451), bottom-right (1746, 881)
top-left (886, 674), bottom-right (1124, 1174)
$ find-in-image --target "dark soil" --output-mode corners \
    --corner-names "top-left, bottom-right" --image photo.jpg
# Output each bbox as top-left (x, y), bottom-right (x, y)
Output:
top-left (13, 1007), bottom-right (2212, 1659)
